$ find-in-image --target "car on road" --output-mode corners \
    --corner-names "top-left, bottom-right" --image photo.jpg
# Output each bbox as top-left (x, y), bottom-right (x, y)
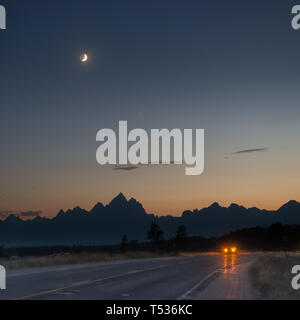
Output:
top-left (223, 247), bottom-right (238, 255)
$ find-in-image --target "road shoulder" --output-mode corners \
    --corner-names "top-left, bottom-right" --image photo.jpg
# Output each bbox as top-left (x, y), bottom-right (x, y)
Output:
top-left (180, 258), bottom-right (258, 300)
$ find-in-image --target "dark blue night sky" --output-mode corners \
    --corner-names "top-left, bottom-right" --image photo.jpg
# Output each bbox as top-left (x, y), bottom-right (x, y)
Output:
top-left (0, 0), bottom-right (300, 217)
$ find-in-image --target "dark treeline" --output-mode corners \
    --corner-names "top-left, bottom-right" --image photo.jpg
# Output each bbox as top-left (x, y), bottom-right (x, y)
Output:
top-left (3, 222), bottom-right (300, 257)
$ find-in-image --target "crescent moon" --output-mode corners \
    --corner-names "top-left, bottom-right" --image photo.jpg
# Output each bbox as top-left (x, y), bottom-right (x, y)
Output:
top-left (81, 54), bottom-right (88, 62)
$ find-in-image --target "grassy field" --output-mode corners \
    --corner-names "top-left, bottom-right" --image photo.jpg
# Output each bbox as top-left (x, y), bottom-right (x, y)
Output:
top-left (250, 254), bottom-right (300, 300)
top-left (0, 251), bottom-right (178, 270)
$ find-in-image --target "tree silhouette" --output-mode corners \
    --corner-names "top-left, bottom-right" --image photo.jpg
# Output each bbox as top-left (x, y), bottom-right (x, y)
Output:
top-left (147, 223), bottom-right (164, 252)
top-left (130, 240), bottom-right (138, 251)
top-left (120, 234), bottom-right (129, 253)
top-left (175, 225), bottom-right (187, 251)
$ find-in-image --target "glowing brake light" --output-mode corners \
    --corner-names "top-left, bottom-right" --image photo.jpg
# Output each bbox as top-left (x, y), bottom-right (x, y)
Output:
top-left (231, 247), bottom-right (236, 253)
top-left (224, 248), bottom-right (228, 253)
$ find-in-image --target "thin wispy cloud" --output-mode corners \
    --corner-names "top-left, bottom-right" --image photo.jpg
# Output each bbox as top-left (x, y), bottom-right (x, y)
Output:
top-left (114, 165), bottom-right (140, 171)
top-left (232, 148), bottom-right (270, 155)
top-left (113, 160), bottom-right (180, 172)
top-left (19, 210), bottom-right (43, 217)
top-left (0, 210), bottom-right (43, 219)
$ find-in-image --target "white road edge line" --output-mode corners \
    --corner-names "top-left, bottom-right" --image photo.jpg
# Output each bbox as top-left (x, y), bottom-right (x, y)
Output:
top-left (177, 268), bottom-right (222, 300)
top-left (177, 257), bottom-right (253, 300)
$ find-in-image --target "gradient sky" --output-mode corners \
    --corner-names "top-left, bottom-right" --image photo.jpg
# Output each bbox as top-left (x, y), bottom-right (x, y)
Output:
top-left (1, 0), bottom-right (300, 218)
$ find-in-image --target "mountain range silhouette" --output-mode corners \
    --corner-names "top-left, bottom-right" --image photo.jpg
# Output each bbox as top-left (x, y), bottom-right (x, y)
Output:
top-left (1, 193), bottom-right (300, 247)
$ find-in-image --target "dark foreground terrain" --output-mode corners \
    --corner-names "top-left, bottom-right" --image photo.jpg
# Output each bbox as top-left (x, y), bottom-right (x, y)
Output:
top-left (251, 255), bottom-right (300, 300)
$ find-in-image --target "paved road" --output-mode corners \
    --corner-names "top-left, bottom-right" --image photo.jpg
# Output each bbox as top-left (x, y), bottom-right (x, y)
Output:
top-left (0, 254), bottom-right (256, 300)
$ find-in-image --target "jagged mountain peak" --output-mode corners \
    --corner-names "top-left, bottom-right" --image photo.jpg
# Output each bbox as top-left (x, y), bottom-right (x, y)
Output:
top-left (91, 202), bottom-right (104, 212)
top-left (279, 200), bottom-right (300, 211)
top-left (108, 193), bottom-right (128, 207)
top-left (208, 202), bottom-right (221, 209)
top-left (5, 214), bottom-right (22, 223)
